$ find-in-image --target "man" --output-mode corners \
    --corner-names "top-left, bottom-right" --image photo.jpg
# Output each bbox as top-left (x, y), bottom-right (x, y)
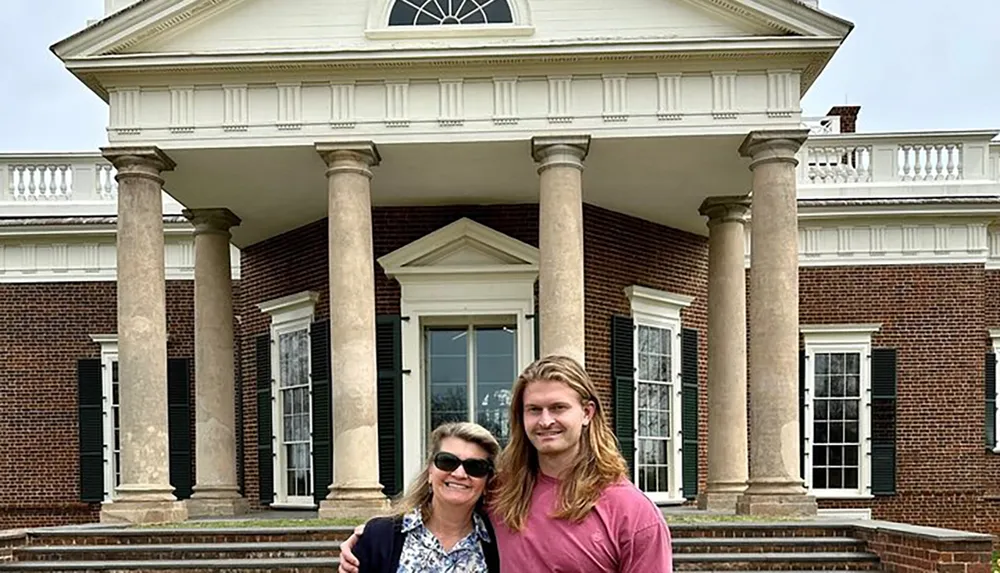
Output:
top-left (339, 355), bottom-right (673, 572)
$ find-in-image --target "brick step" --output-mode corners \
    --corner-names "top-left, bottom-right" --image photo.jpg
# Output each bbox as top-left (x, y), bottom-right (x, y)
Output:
top-left (673, 551), bottom-right (881, 571)
top-left (15, 541), bottom-right (340, 562)
top-left (666, 523), bottom-right (856, 540)
top-left (673, 536), bottom-right (866, 553)
top-left (0, 556), bottom-right (339, 572)
top-left (27, 527), bottom-right (353, 547)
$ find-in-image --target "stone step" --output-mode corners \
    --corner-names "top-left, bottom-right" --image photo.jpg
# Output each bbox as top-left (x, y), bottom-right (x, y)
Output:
top-left (27, 527), bottom-right (353, 547)
top-left (0, 556), bottom-right (339, 572)
top-left (16, 541), bottom-right (340, 562)
top-left (674, 551), bottom-right (881, 571)
top-left (672, 536), bottom-right (866, 553)
top-left (666, 523), bottom-right (857, 539)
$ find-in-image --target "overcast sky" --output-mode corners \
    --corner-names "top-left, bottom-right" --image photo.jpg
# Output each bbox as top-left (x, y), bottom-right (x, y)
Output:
top-left (0, 0), bottom-right (997, 153)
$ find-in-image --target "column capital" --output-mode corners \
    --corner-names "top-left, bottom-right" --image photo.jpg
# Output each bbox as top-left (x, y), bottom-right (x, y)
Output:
top-left (699, 195), bottom-right (751, 227)
top-left (316, 141), bottom-right (380, 179)
top-left (738, 129), bottom-right (809, 169)
top-left (182, 208), bottom-right (242, 237)
top-left (101, 146), bottom-right (176, 172)
top-left (531, 135), bottom-right (591, 172)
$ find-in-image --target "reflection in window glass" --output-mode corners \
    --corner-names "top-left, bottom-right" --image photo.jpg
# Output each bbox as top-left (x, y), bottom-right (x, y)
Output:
top-left (812, 352), bottom-right (861, 490)
top-left (279, 329), bottom-right (312, 498)
top-left (636, 325), bottom-right (672, 494)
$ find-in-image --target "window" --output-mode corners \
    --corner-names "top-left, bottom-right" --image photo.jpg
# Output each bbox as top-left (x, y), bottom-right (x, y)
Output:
top-left (626, 286), bottom-right (693, 503)
top-left (91, 335), bottom-right (120, 502)
top-left (802, 324), bottom-right (881, 498)
top-left (990, 329), bottom-right (1000, 453)
top-left (425, 321), bottom-right (516, 447)
top-left (389, 0), bottom-right (514, 25)
top-left (258, 291), bottom-right (320, 507)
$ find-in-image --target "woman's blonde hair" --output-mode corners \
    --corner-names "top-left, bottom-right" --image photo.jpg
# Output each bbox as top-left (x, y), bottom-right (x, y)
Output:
top-left (394, 421), bottom-right (501, 521)
top-left (491, 355), bottom-right (628, 532)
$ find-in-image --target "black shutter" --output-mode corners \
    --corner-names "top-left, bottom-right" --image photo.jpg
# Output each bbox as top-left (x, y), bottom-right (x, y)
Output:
top-left (680, 328), bottom-right (699, 501)
top-left (986, 353), bottom-right (997, 449)
top-left (611, 315), bottom-right (635, 481)
top-left (311, 320), bottom-right (332, 506)
top-left (78, 359), bottom-right (104, 503)
top-left (871, 348), bottom-right (897, 495)
top-left (376, 315), bottom-right (404, 497)
top-left (167, 358), bottom-right (193, 500)
top-left (256, 334), bottom-right (274, 504)
top-left (533, 312), bottom-right (540, 361)
top-left (799, 349), bottom-right (807, 481)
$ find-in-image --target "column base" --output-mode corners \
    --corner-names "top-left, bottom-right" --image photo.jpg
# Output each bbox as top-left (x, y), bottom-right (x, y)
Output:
top-left (100, 500), bottom-right (188, 525)
top-left (735, 493), bottom-right (818, 518)
top-left (697, 488), bottom-right (746, 512)
top-left (186, 491), bottom-right (249, 518)
top-left (318, 485), bottom-right (390, 520)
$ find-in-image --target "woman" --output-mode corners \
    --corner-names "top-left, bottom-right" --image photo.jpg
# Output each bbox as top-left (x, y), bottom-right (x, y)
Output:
top-left (349, 421), bottom-right (501, 573)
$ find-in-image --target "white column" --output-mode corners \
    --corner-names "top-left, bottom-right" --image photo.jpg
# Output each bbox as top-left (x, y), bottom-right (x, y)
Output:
top-left (735, 130), bottom-right (818, 517)
top-left (532, 135), bottom-right (590, 365)
top-left (183, 208), bottom-right (248, 517)
top-left (315, 141), bottom-right (390, 519)
top-left (697, 196), bottom-right (750, 511)
top-left (100, 146), bottom-right (187, 525)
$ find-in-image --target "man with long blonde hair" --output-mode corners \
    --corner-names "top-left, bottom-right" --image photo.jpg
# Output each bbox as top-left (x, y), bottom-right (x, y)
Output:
top-left (340, 354), bottom-right (673, 572)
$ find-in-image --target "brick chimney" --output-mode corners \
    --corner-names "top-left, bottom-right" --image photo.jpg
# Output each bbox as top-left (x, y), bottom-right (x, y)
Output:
top-left (827, 106), bottom-right (861, 133)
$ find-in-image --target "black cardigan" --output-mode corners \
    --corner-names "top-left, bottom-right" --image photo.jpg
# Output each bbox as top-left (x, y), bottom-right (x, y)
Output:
top-left (351, 511), bottom-right (500, 573)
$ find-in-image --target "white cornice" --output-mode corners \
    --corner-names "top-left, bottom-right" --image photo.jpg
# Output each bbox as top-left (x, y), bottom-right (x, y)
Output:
top-left (257, 290), bottom-right (319, 318)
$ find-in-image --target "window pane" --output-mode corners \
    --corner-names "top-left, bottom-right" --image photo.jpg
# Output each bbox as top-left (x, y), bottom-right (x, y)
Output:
top-left (815, 354), bottom-right (828, 376)
top-left (475, 327), bottom-right (515, 446)
top-left (844, 467), bottom-right (859, 489)
top-left (815, 375), bottom-right (829, 398)
top-left (427, 329), bottom-right (469, 428)
top-left (813, 467), bottom-right (827, 489)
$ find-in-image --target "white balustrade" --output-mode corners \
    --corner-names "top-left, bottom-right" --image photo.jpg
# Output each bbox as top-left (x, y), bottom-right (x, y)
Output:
top-left (800, 131), bottom-right (999, 190)
top-left (0, 154), bottom-right (117, 203)
top-left (95, 163), bottom-right (118, 199)
top-left (8, 164), bottom-right (74, 200)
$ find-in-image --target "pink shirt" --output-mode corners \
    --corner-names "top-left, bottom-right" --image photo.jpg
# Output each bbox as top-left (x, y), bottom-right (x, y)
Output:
top-left (489, 473), bottom-right (673, 572)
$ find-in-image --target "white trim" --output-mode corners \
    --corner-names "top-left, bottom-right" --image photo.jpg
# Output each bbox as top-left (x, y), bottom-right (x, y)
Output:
top-left (259, 290), bottom-right (319, 508)
top-left (989, 330), bottom-right (1000, 452)
top-left (257, 291), bottom-right (320, 324)
top-left (380, 220), bottom-right (537, 484)
top-left (626, 286), bottom-right (692, 504)
top-left (801, 324), bottom-right (881, 499)
top-left (90, 334), bottom-right (119, 503)
top-left (368, 0), bottom-right (535, 40)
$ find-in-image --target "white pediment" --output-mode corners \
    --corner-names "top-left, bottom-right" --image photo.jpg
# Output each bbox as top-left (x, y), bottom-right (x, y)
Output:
top-left (54, 0), bottom-right (851, 58)
top-left (378, 217), bottom-right (538, 278)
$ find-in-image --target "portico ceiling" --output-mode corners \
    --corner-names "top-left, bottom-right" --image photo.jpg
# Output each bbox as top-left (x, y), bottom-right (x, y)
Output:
top-left (162, 133), bottom-right (750, 248)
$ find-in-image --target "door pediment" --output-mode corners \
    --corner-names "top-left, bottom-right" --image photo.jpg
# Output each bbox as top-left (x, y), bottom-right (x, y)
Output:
top-left (378, 217), bottom-right (538, 279)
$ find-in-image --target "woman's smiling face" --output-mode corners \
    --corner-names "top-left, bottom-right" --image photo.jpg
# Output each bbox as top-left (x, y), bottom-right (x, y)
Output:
top-left (428, 437), bottom-right (490, 510)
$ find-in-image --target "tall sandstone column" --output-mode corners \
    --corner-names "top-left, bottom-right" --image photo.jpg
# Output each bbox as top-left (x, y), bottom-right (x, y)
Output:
top-left (532, 135), bottom-right (590, 365)
top-left (735, 130), bottom-right (818, 517)
top-left (184, 208), bottom-right (248, 517)
top-left (101, 147), bottom-right (187, 524)
top-left (697, 196), bottom-right (751, 511)
top-left (315, 142), bottom-right (389, 518)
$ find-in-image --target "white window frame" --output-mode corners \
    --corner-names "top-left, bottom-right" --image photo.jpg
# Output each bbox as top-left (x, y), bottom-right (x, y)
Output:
top-left (258, 291), bottom-right (320, 509)
top-left (989, 329), bottom-right (1000, 453)
top-left (801, 323), bottom-right (881, 500)
top-left (364, 0), bottom-right (535, 39)
top-left (625, 285), bottom-right (693, 504)
top-left (90, 334), bottom-right (119, 503)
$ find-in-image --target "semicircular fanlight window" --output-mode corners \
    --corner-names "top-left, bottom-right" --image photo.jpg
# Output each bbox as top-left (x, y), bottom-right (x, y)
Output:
top-left (388, 0), bottom-right (514, 26)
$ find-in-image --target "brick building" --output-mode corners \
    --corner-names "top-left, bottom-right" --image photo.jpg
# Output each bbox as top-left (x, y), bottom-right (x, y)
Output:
top-left (1, 0), bottom-right (999, 545)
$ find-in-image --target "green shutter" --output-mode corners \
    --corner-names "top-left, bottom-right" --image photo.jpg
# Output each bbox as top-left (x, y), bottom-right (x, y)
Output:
top-left (256, 334), bottom-right (274, 504)
top-left (611, 315), bottom-right (635, 481)
top-left (680, 328), bottom-right (699, 501)
top-left (799, 349), bottom-right (807, 481)
top-left (310, 320), bottom-right (332, 506)
top-left (986, 353), bottom-right (997, 449)
top-left (167, 358), bottom-right (193, 500)
top-left (78, 359), bottom-right (104, 503)
top-left (376, 315), bottom-right (404, 497)
top-left (871, 348), bottom-right (897, 495)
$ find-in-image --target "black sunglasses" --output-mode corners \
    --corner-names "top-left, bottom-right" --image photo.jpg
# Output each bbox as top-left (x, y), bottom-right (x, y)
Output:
top-left (433, 452), bottom-right (493, 478)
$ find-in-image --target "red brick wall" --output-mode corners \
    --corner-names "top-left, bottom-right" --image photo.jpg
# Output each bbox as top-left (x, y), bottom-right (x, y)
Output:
top-left (800, 265), bottom-right (1000, 542)
top-left (238, 203), bottom-right (711, 506)
top-left (0, 281), bottom-right (196, 530)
